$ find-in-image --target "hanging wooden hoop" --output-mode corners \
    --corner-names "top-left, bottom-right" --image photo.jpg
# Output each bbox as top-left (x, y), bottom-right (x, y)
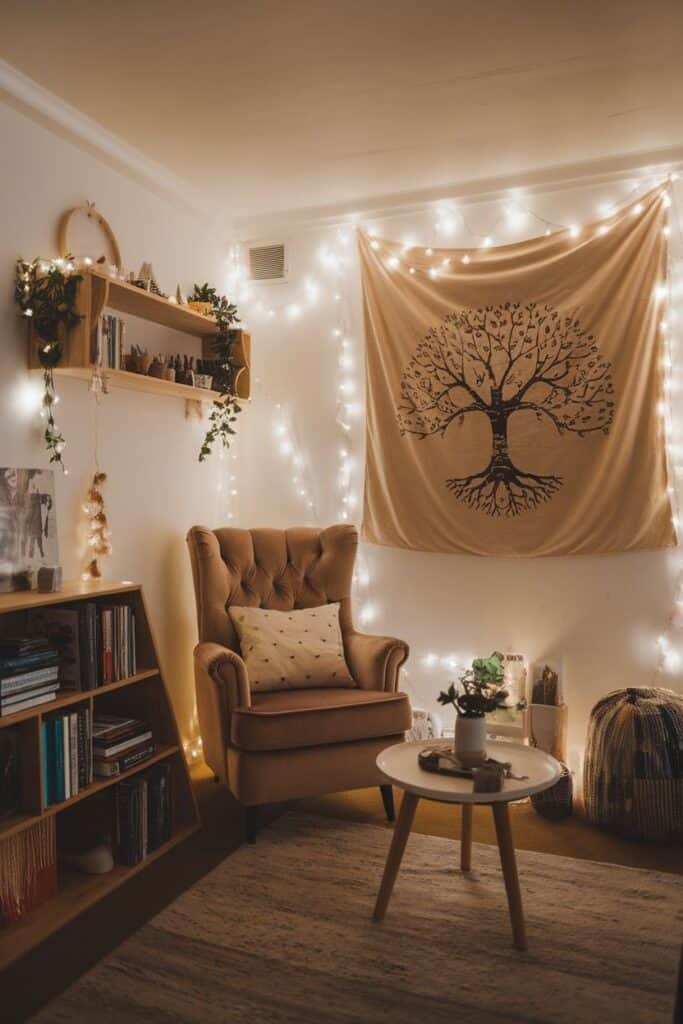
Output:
top-left (57, 201), bottom-right (122, 268)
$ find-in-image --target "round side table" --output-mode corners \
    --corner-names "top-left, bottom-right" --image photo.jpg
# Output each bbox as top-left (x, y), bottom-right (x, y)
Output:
top-left (373, 740), bottom-right (561, 950)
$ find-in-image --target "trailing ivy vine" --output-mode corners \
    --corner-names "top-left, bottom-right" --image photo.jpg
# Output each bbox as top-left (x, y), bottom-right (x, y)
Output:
top-left (14, 258), bottom-right (83, 470)
top-left (191, 284), bottom-right (243, 462)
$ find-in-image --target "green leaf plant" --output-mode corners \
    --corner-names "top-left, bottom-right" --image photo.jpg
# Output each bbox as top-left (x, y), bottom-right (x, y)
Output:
top-left (15, 257), bottom-right (83, 471)
top-left (437, 652), bottom-right (508, 718)
top-left (195, 284), bottom-right (242, 462)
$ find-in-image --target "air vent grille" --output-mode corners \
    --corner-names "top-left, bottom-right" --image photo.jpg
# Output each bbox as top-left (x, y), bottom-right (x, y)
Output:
top-left (248, 242), bottom-right (286, 281)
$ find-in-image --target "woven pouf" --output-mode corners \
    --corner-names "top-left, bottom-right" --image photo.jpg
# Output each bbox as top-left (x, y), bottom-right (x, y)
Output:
top-left (531, 763), bottom-right (572, 820)
top-left (583, 687), bottom-right (683, 840)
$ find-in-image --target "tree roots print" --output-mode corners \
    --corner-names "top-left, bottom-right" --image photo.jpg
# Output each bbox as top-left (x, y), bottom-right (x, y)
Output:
top-left (397, 302), bottom-right (615, 517)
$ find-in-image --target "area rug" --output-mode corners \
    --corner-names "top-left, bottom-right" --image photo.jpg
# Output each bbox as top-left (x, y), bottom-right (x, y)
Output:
top-left (31, 813), bottom-right (682, 1024)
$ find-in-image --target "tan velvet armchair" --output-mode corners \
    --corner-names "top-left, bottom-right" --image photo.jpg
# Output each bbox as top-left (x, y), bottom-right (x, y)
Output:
top-left (187, 523), bottom-right (411, 840)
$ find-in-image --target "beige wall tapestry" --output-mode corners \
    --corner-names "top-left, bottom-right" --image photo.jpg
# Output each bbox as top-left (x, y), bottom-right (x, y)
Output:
top-left (360, 187), bottom-right (675, 557)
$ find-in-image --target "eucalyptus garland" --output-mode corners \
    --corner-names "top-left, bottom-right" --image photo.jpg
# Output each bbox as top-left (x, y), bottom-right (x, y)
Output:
top-left (193, 284), bottom-right (243, 462)
top-left (15, 258), bottom-right (83, 470)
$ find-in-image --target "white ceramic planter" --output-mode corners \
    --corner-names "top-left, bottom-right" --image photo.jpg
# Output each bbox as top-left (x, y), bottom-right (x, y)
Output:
top-left (454, 715), bottom-right (487, 767)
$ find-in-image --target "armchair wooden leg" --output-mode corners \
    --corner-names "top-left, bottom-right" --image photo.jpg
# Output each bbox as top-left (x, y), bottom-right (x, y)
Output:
top-left (245, 806), bottom-right (258, 844)
top-left (380, 784), bottom-right (395, 822)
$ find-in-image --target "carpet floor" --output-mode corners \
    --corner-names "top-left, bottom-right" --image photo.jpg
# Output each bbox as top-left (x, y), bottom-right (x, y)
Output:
top-left (29, 812), bottom-right (682, 1024)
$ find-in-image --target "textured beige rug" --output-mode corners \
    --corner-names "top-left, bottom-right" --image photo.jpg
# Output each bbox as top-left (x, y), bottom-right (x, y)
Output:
top-left (32, 814), bottom-right (682, 1024)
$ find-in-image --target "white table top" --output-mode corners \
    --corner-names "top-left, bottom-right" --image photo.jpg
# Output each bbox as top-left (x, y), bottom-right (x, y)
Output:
top-left (377, 740), bottom-right (562, 804)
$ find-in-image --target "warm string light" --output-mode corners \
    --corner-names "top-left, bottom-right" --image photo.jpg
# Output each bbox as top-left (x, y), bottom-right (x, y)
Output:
top-left (81, 472), bottom-right (112, 580)
top-left (240, 173), bottom-right (683, 681)
top-left (215, 442), bottom-right (239, 523)
top-left (272, 404), bottom-right (317, 522)
top-left (239, 221), bottom-right (376, 625)
top-left (184, 737), bottom-right (202, 770)
top-left (374, 179), bottom-right (678, 274)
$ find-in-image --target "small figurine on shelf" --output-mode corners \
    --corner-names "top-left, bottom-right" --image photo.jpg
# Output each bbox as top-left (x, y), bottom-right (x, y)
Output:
top-left (133, 262), bottom-right (166, 298)
top-left (176, 355), bottom-right (196, 387)
top-left (148, 355), bottom-right (165, 379)
top-left (175, 284), bottom-right (187, 305)
top-left (127, 344), bottom-right (153, 375)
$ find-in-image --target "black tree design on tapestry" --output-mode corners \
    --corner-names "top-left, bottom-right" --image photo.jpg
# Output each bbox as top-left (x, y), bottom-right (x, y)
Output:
top-left (397, 302), bottom-right (615, 517)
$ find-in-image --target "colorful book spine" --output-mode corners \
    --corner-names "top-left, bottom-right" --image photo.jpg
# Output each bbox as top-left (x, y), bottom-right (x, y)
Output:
top-left (41, 722), bottom-right (49, 808)
top-left (53, 720), bottom-right (65, 804)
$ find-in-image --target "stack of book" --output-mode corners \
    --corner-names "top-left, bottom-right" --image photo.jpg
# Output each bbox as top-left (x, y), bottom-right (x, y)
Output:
top-left (0, 637), bottom-right (59, 717)
top-left (93, 715), bottom-right (155, 778)
top-left (115, 762), bottom-right (172, 865)
top-left (42, 708), bottom-right (93, 806)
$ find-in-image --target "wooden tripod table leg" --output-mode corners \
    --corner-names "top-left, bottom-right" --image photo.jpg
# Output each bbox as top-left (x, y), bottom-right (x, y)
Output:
top-left (373, 791), bottom-right (419, 921)
top-left (492, 802), bottom-right (527, 951)
top-left (460, 803), bottom-right (473, 871)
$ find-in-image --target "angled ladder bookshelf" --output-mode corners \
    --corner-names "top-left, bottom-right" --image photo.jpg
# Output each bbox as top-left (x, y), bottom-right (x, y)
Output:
top-left (28, 265), bottom-right (251, 403)
top-left (0, 580), bottom-right (199, 968)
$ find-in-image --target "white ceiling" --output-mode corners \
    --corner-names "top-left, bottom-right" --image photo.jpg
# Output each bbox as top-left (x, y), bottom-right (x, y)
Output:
top-left (2, 0), bottom-right (683, 225)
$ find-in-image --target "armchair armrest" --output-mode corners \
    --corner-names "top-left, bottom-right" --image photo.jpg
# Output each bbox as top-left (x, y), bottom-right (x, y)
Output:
top-left (194, 642), bottom-right (251, 780)
top-left (344, 631), bottom-right (409, 692)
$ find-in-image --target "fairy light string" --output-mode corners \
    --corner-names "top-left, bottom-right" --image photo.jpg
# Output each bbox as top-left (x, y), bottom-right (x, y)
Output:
top-left (182, 173), bottom-right (683, 767)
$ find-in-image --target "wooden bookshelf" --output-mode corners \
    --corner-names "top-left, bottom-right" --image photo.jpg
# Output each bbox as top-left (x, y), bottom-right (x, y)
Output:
top-left (0, 581), bottom-right (199, 968)
top-left (28, 265), bottom-right (251, 401)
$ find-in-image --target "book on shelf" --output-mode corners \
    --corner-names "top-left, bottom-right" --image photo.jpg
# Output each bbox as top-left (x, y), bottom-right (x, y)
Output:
top-left (93, 715), bottom-right (154, 778)
top-left (1, 691), bottom-right (57, 716)
top-left (0, 604), bottom-right (137, 721)
top-left (94, 313), bottom-right (127, 370)
top-left (25, 608), bottom-right (81, 689)
top-left (93, 741), bottom-right (156, 778)
top-left (1, 682), bottom-right (59, 708)
top-left (100, 605), bottom-right (136, 685)
top-left (41, 707), bottom-right (93, 807)
top-left (114, 761), bottom-right (171, 866)
top-left (0, 636), bottom-right (60, 715)
top-left (0, 728), bottom-right (21, 819)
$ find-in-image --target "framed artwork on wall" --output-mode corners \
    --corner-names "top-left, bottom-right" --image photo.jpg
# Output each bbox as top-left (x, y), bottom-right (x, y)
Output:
top-left (0, 468), bottom-right (58, 591)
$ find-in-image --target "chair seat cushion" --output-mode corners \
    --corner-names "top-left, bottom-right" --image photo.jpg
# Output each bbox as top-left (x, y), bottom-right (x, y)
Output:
top-left (230, 687), bottom-right (412, 752)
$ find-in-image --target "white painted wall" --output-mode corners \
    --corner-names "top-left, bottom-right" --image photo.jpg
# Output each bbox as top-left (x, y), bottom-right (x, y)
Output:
top-left (0, 99), bottom-right (233, 744)
top-left (237, 173), bottom-right (683, 772)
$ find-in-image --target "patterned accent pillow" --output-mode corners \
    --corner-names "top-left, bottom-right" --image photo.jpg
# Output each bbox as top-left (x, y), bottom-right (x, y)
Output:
top-left (228, 603), bottom-right (356, 692)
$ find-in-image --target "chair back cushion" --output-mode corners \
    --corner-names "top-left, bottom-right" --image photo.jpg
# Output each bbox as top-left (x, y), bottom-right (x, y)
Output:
top-left (187, 524), bottom-right (358, 651)
top-left (229, 602), bottom-right (355, 691)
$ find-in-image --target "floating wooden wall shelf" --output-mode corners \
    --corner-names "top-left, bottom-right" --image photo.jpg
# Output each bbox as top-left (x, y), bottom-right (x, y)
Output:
top-left (0, 580), bottom-right (199, 968)
top-left (28, 266), bottom-right (251, 402)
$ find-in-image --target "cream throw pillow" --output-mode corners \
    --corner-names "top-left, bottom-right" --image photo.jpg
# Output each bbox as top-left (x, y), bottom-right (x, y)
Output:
top-left (229, 603), bottom-right (356, 692)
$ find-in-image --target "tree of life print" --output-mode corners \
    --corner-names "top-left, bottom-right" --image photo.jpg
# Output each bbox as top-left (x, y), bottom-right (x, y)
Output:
top-left (397, 302), bottom-right (615, 517)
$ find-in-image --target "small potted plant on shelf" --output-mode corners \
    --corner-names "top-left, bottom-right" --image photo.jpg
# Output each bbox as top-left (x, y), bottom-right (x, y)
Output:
top-left (437, 653), bottom-right (508, 767)
top-left (188, 282), bottom-right (217, 318)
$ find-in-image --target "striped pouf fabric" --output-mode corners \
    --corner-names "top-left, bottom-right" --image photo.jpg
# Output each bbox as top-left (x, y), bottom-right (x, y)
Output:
top-left (583, 687), bottom-right (683, 840)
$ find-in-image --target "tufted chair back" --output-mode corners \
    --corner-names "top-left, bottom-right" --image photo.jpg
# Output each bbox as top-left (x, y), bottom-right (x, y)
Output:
top-left (187, 524), bottom-right (358, 652)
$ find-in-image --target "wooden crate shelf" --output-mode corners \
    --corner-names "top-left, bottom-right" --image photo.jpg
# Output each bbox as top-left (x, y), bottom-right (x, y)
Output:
top-left (28, 265), bottom-right (251, 401)
top-left (0, 581), bottom-right (200, 969)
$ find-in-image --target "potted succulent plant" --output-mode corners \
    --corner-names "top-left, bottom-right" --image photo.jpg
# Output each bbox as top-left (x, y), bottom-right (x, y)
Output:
top-left (437, 653), bottom-right (508, 767)
top-left (188, 282), bottom-right (217, 318)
